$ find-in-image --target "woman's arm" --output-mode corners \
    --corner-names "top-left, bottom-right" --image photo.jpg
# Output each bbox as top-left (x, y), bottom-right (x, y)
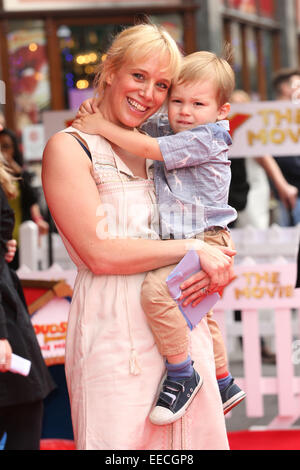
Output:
top-left (43, 133), bottom-right (186, 275)
top-left (30, 203), bottom-right (49, 235)
top-left (42, 132), bottom-right (235, 284)
top-left (73, 113), bottom-right (163, 161)
top-left (256, 155), bottom-right (298, 209)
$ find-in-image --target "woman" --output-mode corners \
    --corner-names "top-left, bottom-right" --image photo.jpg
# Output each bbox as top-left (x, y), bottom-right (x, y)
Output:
top-left (42, 24), bottom-right (235, 450)
top-left (0, 128), bottom-right (48, 269)
top-left (0, 157), bottom-right (55, 450)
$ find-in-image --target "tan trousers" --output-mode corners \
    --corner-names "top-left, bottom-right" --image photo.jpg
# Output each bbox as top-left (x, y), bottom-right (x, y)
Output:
top-left (141, 229), bottom-right (232, 376)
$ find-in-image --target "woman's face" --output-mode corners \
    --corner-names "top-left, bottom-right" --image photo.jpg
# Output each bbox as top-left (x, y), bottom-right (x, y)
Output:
top-left (0, 133), bottom-right (14, 165)
top-left (102, 54), bottom-right (172, 128)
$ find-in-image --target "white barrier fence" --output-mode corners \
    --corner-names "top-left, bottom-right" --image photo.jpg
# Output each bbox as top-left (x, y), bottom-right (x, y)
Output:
top-left (19, 221), bottom-right (75, 271)
top-left (18, 222), bottom-right (300, 428)
top-left (17, 258), bottom-right (300, 430)
top-left (230, 223), bottom-right (300, 264)
top-left (19, 221), bottom-right (300, 271)
top-left (18, 221), bottom-right (300, 364)
top-left (214, 259), bottom-right (300, 429)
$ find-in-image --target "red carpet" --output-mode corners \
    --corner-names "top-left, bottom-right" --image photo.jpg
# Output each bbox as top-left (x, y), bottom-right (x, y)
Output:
top-left (40, 430), bottom-right (300, 450)
top-left (40, 439), bottom-right (76, 450)
top-left (228, 430), bottom-right (300, 450)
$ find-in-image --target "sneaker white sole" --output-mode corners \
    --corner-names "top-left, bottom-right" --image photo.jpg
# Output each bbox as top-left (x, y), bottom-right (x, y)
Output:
top-left (223, 391), bottom-right (246, 415)
top-left (149, 376), bottom-right (204, 426)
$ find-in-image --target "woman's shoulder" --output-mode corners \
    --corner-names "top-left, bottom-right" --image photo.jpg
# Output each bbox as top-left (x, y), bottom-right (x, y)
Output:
top-left (62, 126), bottom-right (113, 154)
top-left (44, 127), bottom-right (111, 157)
top-left (44, 129), bottom-right (73, 150)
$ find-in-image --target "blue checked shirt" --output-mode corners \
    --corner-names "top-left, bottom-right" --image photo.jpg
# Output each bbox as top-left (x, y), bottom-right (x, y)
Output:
top-left (141, 113), bottom-right (237, 239)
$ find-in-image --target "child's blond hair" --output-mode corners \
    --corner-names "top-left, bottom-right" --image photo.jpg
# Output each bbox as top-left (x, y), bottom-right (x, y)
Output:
top-left (176, 49), bottom-right (235, 106)
top-left (94, 23), bottom-right (182, 95)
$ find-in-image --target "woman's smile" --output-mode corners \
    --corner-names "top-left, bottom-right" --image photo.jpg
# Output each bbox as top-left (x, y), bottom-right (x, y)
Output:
top-left (126, 97), bottom-right (148, 113)
top-left (102, 55), bottom-right (171, 128)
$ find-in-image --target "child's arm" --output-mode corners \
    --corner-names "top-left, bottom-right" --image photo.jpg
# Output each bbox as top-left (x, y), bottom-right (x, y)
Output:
top-left (72, 112), bottom-right (164, 161)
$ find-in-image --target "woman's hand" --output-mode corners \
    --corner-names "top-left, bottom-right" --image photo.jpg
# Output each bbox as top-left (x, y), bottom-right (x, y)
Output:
top-left (278, 182), bottom-right (298, 210)
top-left (36, 218), bottom-right (49, 236)
top-left (5, 239), bottom-right (17, 263)
top-left (179, 270), bottom-right (212, 307)
top-left (180, 243), bottom-right (236, 307)
top-left (0, 339), bottom-right (12, 372)
top-left (31, 204), bottom-right (49, 236)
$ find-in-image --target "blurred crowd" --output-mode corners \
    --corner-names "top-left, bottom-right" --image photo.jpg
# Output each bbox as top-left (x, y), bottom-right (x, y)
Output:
top-left (229, 68), bottom-right (300, 232)
top-left (0, 113), bottom-right (49, 270)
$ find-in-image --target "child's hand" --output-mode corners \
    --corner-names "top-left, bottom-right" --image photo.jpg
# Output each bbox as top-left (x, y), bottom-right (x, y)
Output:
top-left (73, 112), bottom-right (104, 135)
top-left (77, 96), bottom-right (102, 117)
top-left (77, 98), bottom-right (93, 116)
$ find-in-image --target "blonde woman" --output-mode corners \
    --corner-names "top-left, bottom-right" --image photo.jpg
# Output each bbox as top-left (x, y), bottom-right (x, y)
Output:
top-left (0, 158), bottom-right (55, 450)
top-left (42, 24), bottom-right (235, 450)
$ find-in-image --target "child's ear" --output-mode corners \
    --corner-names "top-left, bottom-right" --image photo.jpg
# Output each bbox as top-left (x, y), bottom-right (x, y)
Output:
top-left (217, 102), bottom-right (231, 120)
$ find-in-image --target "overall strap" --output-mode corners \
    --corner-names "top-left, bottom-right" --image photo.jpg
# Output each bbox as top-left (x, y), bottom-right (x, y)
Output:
top-left (67, 132), bottom-right (92, 161)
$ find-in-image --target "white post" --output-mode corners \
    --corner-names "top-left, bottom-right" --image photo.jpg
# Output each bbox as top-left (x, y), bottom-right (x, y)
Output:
top-left (19, 221), bottom-right (39, 270)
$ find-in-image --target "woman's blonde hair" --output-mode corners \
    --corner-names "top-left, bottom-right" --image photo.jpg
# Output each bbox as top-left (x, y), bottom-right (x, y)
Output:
top-left (230, 89), bottom-right (251, 103)
top-left (176, 48), bottom-right (235, 106)
top-left (0, 158), bottom-right (17, 199)
top-left (94, 23), bottom-right (182, 95)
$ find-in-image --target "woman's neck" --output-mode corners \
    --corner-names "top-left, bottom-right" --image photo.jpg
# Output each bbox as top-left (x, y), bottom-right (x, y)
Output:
top-left (98, 92), bottom-right (147, 179)
top-left (98, 92), bottom-right (133, 131)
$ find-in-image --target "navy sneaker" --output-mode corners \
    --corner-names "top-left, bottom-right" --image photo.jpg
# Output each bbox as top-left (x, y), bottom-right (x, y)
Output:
top-left (149, 368), bottom-right (203, 425)
top-left (221, 379), bottom-right (246, 415)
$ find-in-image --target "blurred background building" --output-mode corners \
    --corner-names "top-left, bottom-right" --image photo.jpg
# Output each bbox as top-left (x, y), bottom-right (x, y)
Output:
top-left (0, 0), bottom-right (300, 137)
top-left (1, 0), bottom-right (300, 252)
top-left (1, 1), bottom-right (300, 442)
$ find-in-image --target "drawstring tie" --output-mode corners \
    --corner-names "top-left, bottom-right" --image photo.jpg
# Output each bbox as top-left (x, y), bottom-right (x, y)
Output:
top-left (129, 348), bottom-right (141, 376)
top-left (114, 152), bottom-right (142, 375)
top-left (124, 274), bottom-right (141, 376)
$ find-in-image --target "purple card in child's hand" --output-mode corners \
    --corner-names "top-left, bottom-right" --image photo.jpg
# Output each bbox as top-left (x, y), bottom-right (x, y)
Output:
top-left (166, 250), bottom-right (219, 330)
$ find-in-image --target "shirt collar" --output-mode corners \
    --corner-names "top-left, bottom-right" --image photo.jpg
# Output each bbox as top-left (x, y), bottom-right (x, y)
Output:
top-left (216, 119), bottom-right (230, 131)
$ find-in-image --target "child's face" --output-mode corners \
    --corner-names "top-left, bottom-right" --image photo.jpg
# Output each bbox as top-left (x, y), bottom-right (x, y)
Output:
top-left (168, 79), bottom-right (228, 133)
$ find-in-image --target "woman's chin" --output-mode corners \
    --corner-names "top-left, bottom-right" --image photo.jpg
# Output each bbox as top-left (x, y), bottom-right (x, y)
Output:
top-left (120, 113), bottom-right (150, 129)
